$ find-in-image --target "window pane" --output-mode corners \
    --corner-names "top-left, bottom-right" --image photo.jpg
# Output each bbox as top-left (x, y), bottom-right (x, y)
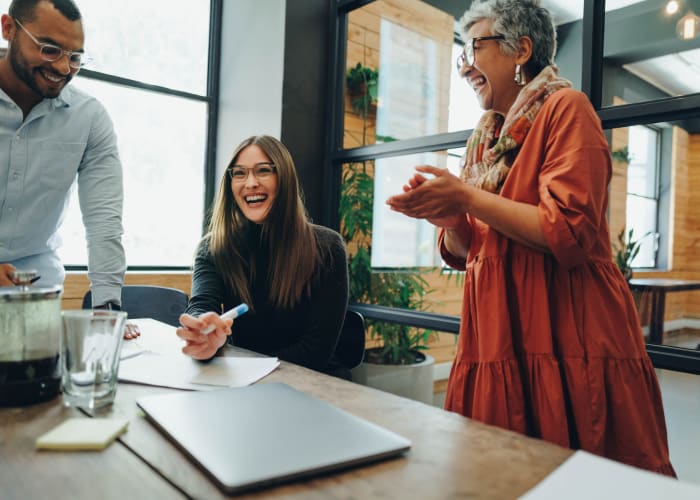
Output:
top-left (603, 0), bottom-right (700, 107)
top-left (79, 0), bottom-right (210, 95)
top-left (343, 0), bottom-right (583, 148)
top-left (57, 78), bottom-right (207, 267)
top-left (625, 195), bottom-right (657, 268)
top-left (372, 151), bottom-right (443, 268)
top-left (608, 121), bottom-right (678, 272)
top-left (341, 148), bottom-right (466, 269)
top-left (627, 125), bottom-right (658, 198)
top-left (0, 1), bottom-right (210, 94)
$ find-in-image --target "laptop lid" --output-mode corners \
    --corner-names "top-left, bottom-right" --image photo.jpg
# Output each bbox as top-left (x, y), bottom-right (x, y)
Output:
top-left (136, 382), bottom-right (411, 494)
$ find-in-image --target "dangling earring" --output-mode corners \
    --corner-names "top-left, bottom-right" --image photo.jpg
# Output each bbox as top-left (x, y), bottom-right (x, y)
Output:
top-left (514, 64), bottom-right (526, 86)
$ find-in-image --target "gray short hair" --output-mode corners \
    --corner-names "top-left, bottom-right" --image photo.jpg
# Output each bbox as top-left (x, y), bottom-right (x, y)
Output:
top-left (460, 0), bottom-right (556, 76)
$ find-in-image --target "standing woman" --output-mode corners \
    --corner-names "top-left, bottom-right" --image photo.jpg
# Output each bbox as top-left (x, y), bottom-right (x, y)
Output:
top-left (387, 0), bottom-right (674, 475)
top-left (177, 136), bottom-right (350, 377)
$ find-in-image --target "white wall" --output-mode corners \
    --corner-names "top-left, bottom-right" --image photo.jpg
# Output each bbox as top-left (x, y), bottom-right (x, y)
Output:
top-left (216, 0), bottom-right (286, 177)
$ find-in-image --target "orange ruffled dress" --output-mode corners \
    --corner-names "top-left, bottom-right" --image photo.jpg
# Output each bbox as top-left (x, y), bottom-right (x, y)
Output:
top-left (441, 88), bottom-right (675, 476)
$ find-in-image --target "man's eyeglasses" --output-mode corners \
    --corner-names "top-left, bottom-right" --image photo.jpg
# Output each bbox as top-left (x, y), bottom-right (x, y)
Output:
top-left (228, 163), bottom-right (277, 182)
top-left (456, 35), bottom-right (505, 71)
top-left (14, 18), bottom-right (89, 69)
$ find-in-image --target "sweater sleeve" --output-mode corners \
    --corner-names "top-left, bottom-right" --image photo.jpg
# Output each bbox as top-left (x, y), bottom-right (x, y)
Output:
top-left (186, 238), bottom-right (226, 317)
top-left (267, 228), bottom-right (349, 371)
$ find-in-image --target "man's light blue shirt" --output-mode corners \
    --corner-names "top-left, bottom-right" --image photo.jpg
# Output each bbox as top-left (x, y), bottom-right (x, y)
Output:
top-left (0, 84), bottom-right (125, 306)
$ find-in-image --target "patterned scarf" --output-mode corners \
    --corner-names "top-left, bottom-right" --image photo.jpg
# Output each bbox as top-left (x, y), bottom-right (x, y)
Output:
top-left (461, 65), bottom-right (572, 193)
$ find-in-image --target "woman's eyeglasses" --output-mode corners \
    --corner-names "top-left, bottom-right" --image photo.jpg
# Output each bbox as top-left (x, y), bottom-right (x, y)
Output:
top-left (456, 35), bottom-right (505, 71)
top-left (228, 163), bottom-right (277, 182)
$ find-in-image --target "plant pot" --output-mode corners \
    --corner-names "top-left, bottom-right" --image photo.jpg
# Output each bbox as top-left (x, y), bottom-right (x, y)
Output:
top-left (622, 267), bottom-right (633, 281)
top-left (351, 351), bottom-right (435, 405)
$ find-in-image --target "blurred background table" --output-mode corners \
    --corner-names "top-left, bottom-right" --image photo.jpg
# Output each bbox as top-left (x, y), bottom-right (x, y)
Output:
top-left (628, 279), bottom-right (700, 345)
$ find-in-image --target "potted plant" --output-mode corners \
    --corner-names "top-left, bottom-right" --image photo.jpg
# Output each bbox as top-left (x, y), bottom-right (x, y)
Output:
top-left (613, 226), bottom-right (651, 281)
top-left (340, 160), bottom-right (436, 403)
top-left (340, 63), bottom-right (436, 403)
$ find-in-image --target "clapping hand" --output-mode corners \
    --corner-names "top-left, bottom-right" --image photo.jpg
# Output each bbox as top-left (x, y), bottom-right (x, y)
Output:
top-left (387, 166), bottom-right (468, 228)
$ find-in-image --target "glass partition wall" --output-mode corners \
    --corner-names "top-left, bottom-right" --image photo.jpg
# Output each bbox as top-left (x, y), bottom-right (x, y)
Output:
top-left (324, 0), bottom-right (700, 373)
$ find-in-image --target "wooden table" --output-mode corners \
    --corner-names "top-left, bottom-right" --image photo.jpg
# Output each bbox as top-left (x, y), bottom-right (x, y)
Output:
top-left (628, 278), bottom-right (700, 344)
top-left (1, 344), bottom-right (573, 499)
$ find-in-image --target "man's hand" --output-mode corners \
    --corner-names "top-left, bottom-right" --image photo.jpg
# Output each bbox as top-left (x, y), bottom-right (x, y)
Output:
top-left (124, 322), bottom-right (141, 340)
top-left (0, 264), bottom-right (17, 287)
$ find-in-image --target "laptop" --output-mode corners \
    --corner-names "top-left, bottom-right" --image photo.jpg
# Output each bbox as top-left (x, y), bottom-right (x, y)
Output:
top-left (136, 382), bottom-right (411, 494)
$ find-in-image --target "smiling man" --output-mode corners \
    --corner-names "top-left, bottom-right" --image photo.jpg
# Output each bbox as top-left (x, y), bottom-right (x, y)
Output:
top-left (0, 0), bottom-right (126, 312)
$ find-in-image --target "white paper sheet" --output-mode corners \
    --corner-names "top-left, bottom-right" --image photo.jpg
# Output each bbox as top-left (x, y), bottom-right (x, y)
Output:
top-left (117, 318), bottom-right (279, 390)
top-left (120, 318), bottom-right (186, 359)
top-left (519, 450), bottom-right (700, 500)
top-left (118, 352), bottom-right (280, 390)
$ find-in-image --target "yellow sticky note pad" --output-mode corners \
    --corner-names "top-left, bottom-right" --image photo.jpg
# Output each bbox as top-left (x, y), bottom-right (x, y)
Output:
top-left (36, 418), bottom-right (129, 451)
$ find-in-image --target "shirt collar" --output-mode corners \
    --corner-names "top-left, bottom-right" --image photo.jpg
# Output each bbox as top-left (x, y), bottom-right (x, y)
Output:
top-left (0, 85), bottom-right (72, 110)
top-left (51, 85), bottom-right (73, 108)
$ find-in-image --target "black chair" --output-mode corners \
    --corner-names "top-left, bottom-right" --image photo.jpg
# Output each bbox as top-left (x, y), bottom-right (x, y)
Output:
top-left (335, 309), bottom-right (366, 370)
top-left (82, 285), bottom-right (189, 327)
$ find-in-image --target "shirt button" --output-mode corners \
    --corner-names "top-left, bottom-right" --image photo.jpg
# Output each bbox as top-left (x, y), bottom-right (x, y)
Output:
top-left (12, 173), bottom-right (19, 180)
top-left (7, 207), bottom-right (14, 212)
top-left (15, 135), bottom-right (20, 141)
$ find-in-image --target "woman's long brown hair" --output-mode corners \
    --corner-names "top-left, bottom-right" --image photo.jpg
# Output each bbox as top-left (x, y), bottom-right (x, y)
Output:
top-left (206, 135), bottom-right (322, 310)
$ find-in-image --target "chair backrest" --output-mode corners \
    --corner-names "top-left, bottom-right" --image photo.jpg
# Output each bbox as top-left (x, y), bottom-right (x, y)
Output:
top-left (82, 285), bottom-right (189, 327)
top-left (335, 309), bottom-right (366, 370)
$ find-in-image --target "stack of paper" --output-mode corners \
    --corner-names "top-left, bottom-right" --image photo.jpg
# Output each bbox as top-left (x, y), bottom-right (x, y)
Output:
top-left (117, 319), bottom-right (279, 390)
top-left (119, 353), bottom-right (280, 390)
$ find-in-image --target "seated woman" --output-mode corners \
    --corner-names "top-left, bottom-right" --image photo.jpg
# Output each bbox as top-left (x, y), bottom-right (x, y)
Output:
top-left (176, 135), bottom-right (350, 377)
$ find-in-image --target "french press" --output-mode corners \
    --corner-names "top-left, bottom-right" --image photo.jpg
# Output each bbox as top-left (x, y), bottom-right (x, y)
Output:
top-left (0, 270), bottom-right (63, 406)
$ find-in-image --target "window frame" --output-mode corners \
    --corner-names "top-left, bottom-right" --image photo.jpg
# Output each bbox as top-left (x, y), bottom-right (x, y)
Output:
top-left (57, 0), bottom-right (223, 272)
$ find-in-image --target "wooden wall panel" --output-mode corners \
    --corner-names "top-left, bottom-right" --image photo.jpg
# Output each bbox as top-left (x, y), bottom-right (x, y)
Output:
top-left (343, 0), bottom-right (452, 149)
top-left (609, 125), bottom-right (629, 241)
top-left (674, 132), bottom-right (700, 271)
top-left (61, 273), bottom-right (191, 310)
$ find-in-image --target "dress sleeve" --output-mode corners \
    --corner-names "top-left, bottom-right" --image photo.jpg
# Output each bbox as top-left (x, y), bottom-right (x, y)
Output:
top-left (437, 218), bottom-right (472, 271)
top-left (537, 90), bottom-right (611, 269)
top-left (186, 239), bottom-right (226, 317)
top-left (268, 229), bottom-right (349, 371)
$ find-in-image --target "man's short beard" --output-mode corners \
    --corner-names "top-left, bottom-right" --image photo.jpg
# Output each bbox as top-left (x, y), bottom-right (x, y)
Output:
top-left (9, 41), bottom-right (70, 99)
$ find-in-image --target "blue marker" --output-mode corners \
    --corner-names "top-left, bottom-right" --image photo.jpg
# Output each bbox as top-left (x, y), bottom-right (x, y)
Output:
top-left (200, 303), bottom-right (249, 334)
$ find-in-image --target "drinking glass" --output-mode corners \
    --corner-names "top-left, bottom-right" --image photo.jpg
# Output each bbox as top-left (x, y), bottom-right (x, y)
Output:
top-left (61, 310), bottom-right (127, 410)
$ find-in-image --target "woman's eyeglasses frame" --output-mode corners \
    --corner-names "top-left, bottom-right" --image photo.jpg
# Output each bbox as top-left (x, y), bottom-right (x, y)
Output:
top-left (227, 163), bottom-right (278, 182)
top-left (456, 35), bottom-right (505, 71)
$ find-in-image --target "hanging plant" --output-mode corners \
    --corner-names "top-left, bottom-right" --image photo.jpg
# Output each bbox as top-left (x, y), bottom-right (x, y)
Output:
top-left (611, 146), bottom-right (631, 164)
top-left (346, 63), bottom-right (379, 117)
